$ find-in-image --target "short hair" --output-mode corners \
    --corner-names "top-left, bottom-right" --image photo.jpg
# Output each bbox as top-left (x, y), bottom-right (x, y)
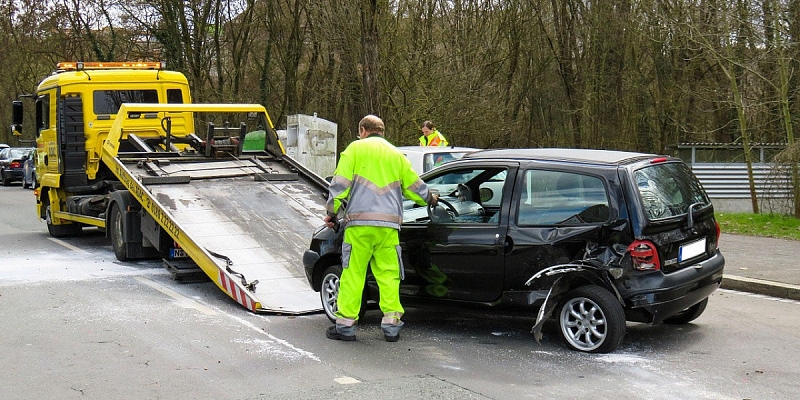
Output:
top-left (421, 120), bottom-right (434, 130)
top-left (359, 114), bottom-right (385, 134)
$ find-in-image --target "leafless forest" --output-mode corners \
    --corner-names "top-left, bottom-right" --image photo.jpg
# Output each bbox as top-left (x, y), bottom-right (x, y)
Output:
top-left (2, 0), bottom-right (799, 158)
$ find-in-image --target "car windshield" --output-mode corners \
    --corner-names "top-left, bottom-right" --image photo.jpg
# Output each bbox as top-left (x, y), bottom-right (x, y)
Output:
top-left (634, 162), bottom-right (709, 220)
top-left (422, 151), bottom-right (472, 173)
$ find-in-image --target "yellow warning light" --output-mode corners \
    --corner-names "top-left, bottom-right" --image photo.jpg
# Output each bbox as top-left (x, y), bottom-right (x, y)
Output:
top-left (56, 61), bottom-right (166, 71)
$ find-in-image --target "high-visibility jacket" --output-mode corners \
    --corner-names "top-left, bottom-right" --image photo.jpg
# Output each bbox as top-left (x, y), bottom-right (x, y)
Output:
top-left (418, 129), bottom-right (449, 147)
top-left (327, 134), bottom-right (432, 229)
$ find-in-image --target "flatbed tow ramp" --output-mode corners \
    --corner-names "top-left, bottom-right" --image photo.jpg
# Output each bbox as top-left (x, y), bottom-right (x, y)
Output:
top-left (98, 103), bottom-right (329, 314)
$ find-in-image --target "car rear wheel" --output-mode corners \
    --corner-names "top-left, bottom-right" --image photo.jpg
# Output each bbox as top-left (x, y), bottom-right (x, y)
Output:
top-left (1, 170), bottom-right (9, 186)
top-left (663, 298), bottom-right (708, 324)
top-left (558, 285), bottom-right (625, 353)
top-left (320, 265), bottom-right (368, 323)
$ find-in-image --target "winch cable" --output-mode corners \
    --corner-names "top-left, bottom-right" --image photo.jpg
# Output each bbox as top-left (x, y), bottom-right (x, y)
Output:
top-left (206, 248), bottom-right (259, 292)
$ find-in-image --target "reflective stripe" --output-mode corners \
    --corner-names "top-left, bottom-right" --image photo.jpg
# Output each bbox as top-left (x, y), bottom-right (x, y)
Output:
top-left (327, 136), bottom-right (429, 227)
top-left (381, 312), bottom-right (403, 325)
top-left (336, 317), bottom-right (357, 326)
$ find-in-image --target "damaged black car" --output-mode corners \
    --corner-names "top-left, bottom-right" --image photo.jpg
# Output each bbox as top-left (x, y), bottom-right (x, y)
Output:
top-left (303, 148), bottom-right (724, 353)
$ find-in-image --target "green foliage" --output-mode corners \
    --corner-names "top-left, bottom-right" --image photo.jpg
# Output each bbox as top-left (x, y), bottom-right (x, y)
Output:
top-left (716, 212), bottom-right (800, 241)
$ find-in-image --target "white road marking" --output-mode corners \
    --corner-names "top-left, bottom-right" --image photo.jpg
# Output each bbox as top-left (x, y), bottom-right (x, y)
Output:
top-left (47, 237), bottom-right (92, 254)
top-left (134, 276), bottom-right (218, 316)
top-left (334, 376), bottom-right (360, 384)
top-left (222, 311), bottom-right (321, 362)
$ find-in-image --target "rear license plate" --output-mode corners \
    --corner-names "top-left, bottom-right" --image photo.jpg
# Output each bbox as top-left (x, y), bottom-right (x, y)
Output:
top-left (678, 238), bottom-right (706, 262)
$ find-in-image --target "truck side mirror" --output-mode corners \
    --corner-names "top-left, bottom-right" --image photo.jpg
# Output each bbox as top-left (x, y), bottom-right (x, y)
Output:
top-left (12, 100), bottom-right (23, 125)
top-left (12, 101), bottom-right (23, 136)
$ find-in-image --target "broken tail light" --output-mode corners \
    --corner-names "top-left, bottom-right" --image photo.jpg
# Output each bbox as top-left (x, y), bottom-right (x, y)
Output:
top-left (10, 161), bottom-right (21, 168)
top-left (628, 240), bottom-right (660, 271)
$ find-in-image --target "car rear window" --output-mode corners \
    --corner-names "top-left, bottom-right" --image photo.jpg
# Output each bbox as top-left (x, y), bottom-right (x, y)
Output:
top-left (634, 162), bottom-right (709, 220)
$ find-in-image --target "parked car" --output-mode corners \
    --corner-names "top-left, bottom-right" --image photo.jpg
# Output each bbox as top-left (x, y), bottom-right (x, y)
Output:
top-left (22, 148), bottom-right (37, 189)
top-left (0, 147), bottom-right (33, 186)
top-left (397, 146), bottom-right (479, 175)
top-left (303, 148), bottom-right (724, 353)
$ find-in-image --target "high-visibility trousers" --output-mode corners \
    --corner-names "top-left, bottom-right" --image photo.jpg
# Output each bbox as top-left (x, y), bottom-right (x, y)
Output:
top-left (337, 225), bottom-right (404, 322)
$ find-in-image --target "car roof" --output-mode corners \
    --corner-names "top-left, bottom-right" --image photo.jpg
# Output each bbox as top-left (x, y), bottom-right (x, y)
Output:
top-left (397, 146), bottom-right (480, 155)
top-left (461, 148), bottom-right (659, 165)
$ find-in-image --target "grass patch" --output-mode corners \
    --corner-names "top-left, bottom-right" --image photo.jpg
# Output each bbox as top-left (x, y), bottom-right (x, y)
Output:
top-left (715, 212), bottom-right (800, 241)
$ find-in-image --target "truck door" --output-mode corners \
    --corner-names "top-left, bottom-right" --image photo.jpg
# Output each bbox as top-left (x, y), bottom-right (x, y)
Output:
top-left (399, 164), bottom-right (517, 302)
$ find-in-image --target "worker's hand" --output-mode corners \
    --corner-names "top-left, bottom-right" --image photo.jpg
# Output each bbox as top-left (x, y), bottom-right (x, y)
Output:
top-left (324, 213), bottom-right (340, 232)
top-left (429, 192), bottom-right (439, 207)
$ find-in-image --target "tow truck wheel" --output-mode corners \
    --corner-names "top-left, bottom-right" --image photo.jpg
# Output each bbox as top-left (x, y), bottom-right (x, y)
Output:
top-left (45, 203), bottom-right (81, 238)
top-left (557, 285), bottom-right (625, 353)
top-left (320, 265), bottom-right (368, 323)
top-left (109, 203), bottom-right (129, 261)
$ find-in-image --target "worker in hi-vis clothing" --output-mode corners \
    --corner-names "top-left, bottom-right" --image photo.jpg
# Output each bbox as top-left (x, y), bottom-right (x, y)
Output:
top-left (324, 114), bottom-right (438, 342)
top-left (419, 120), bottom-right (449, 146)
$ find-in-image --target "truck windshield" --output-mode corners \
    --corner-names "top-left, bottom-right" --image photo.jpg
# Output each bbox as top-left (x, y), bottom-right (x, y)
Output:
top-left (93, 90), bottom-right (159, 114)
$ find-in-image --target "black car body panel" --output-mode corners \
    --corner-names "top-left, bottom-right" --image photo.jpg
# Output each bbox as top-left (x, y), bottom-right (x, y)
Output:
top-left (303, 148), bottom-right (724, 350)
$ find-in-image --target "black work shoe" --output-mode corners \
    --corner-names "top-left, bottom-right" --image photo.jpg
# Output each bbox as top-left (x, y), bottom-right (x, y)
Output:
top-left (384, 333), bottom-right (399, 342)
top-left (326, 326), bottom-right (356, 341)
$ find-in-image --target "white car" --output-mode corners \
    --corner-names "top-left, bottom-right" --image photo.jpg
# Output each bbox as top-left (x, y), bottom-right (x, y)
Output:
top-left (397, 146), bottom-right (480, 175)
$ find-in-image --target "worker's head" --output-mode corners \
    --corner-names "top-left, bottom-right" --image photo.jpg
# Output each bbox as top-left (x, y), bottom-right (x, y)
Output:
top-left (359, 115), bottom-right (385, 139)
top-left (420, 120), bottom-right (435, 136)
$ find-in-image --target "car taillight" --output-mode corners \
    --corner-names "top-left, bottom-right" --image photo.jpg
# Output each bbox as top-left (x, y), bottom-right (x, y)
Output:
top-left (628, 240), bottom-right (660, 271)
top-left (10, 161), bottom-right (21, 168)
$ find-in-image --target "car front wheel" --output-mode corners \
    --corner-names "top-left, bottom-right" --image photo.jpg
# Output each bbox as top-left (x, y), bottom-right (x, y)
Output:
top-left (320, 265), bottom-right (342, 322)
top-left (558, 285), bottom-right (626, 353)
top-left (320, 265), bottom-right (369, 323)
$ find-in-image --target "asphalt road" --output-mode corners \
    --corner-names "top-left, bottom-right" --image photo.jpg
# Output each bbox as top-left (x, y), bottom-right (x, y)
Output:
top-left (1, 184), bottom-right (800, 400)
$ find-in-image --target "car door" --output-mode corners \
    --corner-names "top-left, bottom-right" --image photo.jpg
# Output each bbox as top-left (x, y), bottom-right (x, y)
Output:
top-left (503, 167), bottom-right (615, 291)
top-left (399, 162), bottom-right (518, 302)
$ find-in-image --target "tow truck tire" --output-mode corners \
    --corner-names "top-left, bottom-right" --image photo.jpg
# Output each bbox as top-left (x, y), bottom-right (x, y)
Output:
top-left (109, 203), bottom-right (128, 261)
top-left (557, 285), bottom-right (625, 353)
top-left (663, 298), bottom-right (708, 324)
top-left (320, 265), bottom-right (368, 323)
top-left (45, 203), bottom-right (82, 238)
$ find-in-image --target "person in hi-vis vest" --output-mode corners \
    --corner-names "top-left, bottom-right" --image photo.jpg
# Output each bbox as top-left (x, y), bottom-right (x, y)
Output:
top-left (324, 114), bottom-right (439, 342)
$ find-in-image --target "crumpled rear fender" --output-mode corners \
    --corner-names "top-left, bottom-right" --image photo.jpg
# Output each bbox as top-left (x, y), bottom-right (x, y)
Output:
top-left (527, 264), bottom-right (623, 343)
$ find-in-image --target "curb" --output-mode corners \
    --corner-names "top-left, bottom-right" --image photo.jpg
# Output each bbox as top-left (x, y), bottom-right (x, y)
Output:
top-left (721, 275), bottom-right (800, 301)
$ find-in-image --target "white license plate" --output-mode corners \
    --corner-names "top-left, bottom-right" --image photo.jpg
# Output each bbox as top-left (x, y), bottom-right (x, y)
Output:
top-left (678, 238), bottom-right (706, 262)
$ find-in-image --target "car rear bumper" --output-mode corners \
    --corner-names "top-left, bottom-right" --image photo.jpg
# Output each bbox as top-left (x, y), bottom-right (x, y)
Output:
top-left (622, 250), bottom-right (725, 323)
top-left (3, 169), bottom-right (23, 179)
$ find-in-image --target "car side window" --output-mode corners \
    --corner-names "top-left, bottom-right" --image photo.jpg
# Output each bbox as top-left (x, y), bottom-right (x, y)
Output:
top-left (517, 170), bottom-right (610, 226)
top-left (416, 167), bottom-right (508, 224)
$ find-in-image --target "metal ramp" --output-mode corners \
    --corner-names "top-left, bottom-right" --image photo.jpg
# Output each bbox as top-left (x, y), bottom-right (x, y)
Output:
top-left (123, 157), bottom-right (327, 314)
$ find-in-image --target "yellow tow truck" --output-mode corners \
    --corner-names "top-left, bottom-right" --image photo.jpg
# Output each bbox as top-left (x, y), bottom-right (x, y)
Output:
top-left (12, 62), bottom-right (329, 314)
